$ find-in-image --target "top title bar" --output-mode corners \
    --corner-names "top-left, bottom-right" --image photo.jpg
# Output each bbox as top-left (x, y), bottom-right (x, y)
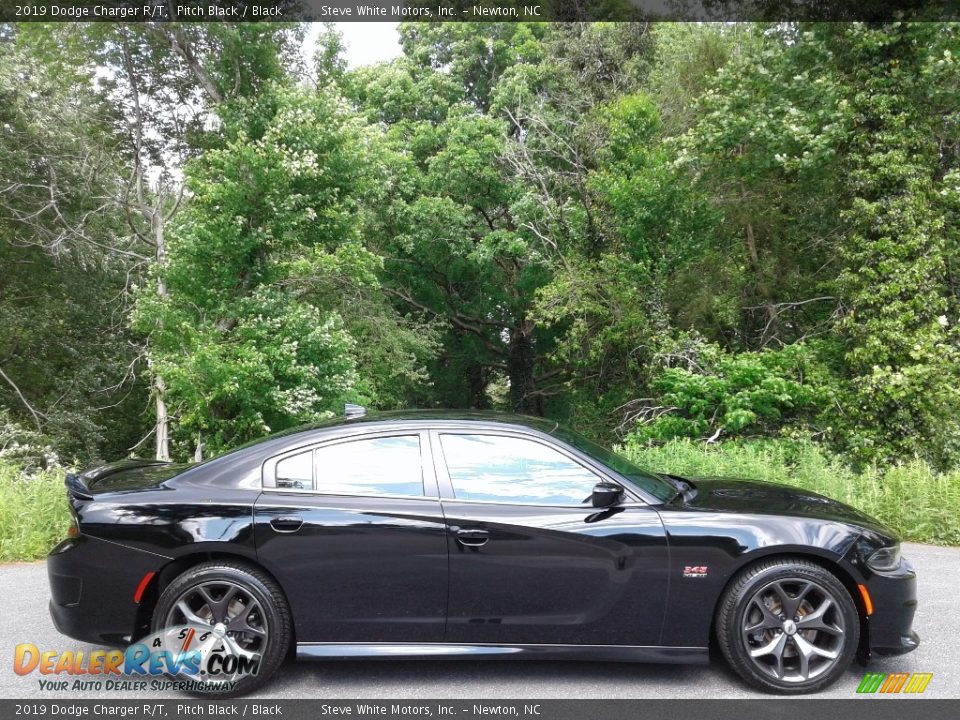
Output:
top-left (4, 0), bottom-right (959, 23)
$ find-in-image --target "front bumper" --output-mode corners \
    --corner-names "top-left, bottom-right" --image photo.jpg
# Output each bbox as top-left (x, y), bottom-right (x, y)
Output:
top-left (47, 535), bottom-right (163, 645)
top-left (874, 629), bottom-right (920, 656)
top-left (864, 557), bottom-right (919, 656)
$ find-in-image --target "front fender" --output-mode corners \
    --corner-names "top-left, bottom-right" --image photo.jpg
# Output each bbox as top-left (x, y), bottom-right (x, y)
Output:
top-left (657, 510), bottom-right (861, 647)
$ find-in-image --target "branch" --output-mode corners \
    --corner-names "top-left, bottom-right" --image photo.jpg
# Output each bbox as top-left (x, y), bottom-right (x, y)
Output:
top-left (385, 287), bottom-right (507, 358)
top-left (743, 296), bottom-right (836, 311)
top-left (533, 367), bottom-right (563, 384)
top-left (0, 364), bottom-right (43, 432)
top-left (153, 26), bottom-right (225, 104)
top-left (126, 424), bottom-right (156, 454)
top-left (612, 398), bottom-right (679, 436)
top-left (164, 182), bottom-right (186, 223)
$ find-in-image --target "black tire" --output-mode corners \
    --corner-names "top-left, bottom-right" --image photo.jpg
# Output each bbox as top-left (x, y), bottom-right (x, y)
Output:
top-left (716, 558), bottom-right (859, 694)
top-left (151, 561), bottom-right (292, 697)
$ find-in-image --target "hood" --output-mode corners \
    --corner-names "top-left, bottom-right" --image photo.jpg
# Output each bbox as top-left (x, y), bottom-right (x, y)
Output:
top-left (675, 475), bottom-right (898, 539)
top-left (71, 459), bottom-right (194, 496)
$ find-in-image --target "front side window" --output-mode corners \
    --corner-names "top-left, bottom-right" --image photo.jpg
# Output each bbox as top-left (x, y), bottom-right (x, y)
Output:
top-left (313, 435), bottom-right (424, 497)
top-left (439, 434), bottom-right (601, 505)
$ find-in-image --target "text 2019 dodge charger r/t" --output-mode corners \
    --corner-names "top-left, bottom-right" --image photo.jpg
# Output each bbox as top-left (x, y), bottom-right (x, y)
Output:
top-left (48, 409), bottom-right (918, 695)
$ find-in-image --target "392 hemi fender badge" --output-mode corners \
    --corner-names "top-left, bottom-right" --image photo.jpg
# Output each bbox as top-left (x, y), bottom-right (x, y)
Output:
top-left (683, 565), bottom-right (709, 578)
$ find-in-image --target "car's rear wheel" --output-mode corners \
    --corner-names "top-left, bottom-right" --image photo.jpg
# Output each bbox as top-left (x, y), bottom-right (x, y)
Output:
top-left (716, 558), bottom-right (859, 694)
top-left (151, 561), bottom-right (291, 697)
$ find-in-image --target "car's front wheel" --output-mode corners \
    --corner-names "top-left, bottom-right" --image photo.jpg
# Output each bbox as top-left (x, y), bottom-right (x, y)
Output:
top-left (151, 561), bottom-right (292, 697)
top-left (716, 558), bottom-right (860, 694)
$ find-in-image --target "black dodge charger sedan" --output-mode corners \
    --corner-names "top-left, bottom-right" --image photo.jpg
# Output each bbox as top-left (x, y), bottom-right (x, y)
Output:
top-left (48, 409), bottom-right (918, 695)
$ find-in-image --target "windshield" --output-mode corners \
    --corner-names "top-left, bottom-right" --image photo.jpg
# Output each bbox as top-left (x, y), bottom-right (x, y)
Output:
top-left (552, 427), bottom-right (678, 503)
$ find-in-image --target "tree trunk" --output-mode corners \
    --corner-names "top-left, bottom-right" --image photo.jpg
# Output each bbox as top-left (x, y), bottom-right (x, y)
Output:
top-left (744, 220), bottom-right (781, 345)
top-left (508, 318), bottom-right (541, 415)
top-left (154, 373), bottom-right (170, 461)
top-left (467, 364), bottom-right (489, 409)
top-left (152, 207), bottom-right (171, 462)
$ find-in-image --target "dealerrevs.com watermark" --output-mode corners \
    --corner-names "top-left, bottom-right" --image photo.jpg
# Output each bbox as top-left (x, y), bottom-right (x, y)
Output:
top-left (13, 624), bottom-right (260, 694)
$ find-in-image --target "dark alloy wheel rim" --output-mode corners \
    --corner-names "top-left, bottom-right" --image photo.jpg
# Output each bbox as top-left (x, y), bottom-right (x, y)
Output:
top-left (741, 577), bottom-right (846, 683)
top-left (164, 580), bottom-right (268, 655)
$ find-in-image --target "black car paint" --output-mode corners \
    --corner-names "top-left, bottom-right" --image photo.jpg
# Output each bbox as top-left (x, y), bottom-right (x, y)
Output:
top-left (254, 491), bottom-right (450, 643)
top-left (48, 412), bottom-right (918, 665)
top-left (439, 501), bottom-right (670, 647)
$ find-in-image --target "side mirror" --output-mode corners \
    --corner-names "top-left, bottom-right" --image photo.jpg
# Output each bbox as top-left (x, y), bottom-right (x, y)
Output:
top-left (591, 482), bottom-right (623, 508)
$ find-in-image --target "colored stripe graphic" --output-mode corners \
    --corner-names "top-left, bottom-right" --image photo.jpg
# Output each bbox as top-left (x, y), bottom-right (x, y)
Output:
top-left (857, 672), bottom-right (932, 694)
top-left (856, 673), bottom-right (886, 693)
top-left (883, 673), bottom-right (909, 693)
top-left (904, 673), bottom-right (933, 694)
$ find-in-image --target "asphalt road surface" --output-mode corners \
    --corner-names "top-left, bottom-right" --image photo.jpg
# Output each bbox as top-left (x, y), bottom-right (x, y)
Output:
top-left (1, 542), bottom-right (955, 699)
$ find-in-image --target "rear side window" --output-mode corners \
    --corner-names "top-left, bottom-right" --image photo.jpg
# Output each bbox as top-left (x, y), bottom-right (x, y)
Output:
top-left (313, 435), bottom-right (424, 497)
top-left (275, 451), bottom-right (312, 490)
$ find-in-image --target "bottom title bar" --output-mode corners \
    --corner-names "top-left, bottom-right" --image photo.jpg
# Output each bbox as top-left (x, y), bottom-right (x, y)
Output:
top-left (1, 699), bottom-right (955, 720)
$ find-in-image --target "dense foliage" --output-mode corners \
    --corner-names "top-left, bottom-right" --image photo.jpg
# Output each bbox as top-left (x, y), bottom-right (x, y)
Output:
top-left (1, 21), bottom-right (959, 479)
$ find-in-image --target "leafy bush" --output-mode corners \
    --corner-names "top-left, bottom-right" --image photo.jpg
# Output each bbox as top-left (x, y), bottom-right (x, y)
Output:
top-left (0, 459), bottom-right (70, 561)
top-left (629, 341), bottom-right (826, 444)
top-left (622, 437), bottom-right (960, 545)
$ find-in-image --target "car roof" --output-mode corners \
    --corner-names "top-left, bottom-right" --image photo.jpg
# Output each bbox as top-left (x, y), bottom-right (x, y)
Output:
top-left (273, 409), bottom-right (561, 437)
top-left (180, 410), bottom-right (567, 491)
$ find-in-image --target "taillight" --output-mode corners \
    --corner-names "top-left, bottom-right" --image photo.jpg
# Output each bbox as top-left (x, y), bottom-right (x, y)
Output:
top-left (67, 516), bottom-right (79, 538)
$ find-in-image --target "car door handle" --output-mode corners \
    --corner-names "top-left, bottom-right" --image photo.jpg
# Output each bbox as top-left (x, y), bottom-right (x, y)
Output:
top-left (269, 515), bottom-right (303, 533)
top-left (455, 528), bottom-right (489, 547)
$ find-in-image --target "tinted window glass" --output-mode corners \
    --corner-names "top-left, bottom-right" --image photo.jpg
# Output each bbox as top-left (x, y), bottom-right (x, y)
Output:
top-left (275, 451), bottom-right (312, 490)
top-left (314, 435), bottom-right (424, 497)
top-left (440, 434), bottom-right (600, 505)
top-left (551, 427), bottom-right (677, 503)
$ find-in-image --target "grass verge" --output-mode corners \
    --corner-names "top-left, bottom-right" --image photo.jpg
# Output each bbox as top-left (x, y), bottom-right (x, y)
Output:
top-left (623, 438), bottom-right (960, 546)
top-left (0, 460), bottom-right (70, 561)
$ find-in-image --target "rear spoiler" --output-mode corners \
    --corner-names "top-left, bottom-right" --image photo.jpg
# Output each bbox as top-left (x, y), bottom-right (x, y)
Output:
top-left (65, 459), bottom-right (169, 500)
top-left (65, 473), bottom-right (93, 501)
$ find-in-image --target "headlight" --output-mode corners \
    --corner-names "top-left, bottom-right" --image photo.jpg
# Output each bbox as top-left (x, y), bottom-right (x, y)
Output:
top-left (866, 544), bottom-right (902, 572)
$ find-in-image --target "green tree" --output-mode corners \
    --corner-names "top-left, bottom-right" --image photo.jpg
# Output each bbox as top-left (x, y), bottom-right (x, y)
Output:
top-left (0, 27), bottom-right (148, 464)
top-left (133, 87), bottom-right (364, 455)
top-left (533, 92), bottom-right (718, 434)
top-left (825, 23), bottom-right (960, 467)
top-left (350, 25), bottom-right (564, 414)
top-left (13, 22), bottom-right (303, 460)
top-left (134, 84), bottom-right (437, 456)
top-left (673, 24), bottom-right (848, 349)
